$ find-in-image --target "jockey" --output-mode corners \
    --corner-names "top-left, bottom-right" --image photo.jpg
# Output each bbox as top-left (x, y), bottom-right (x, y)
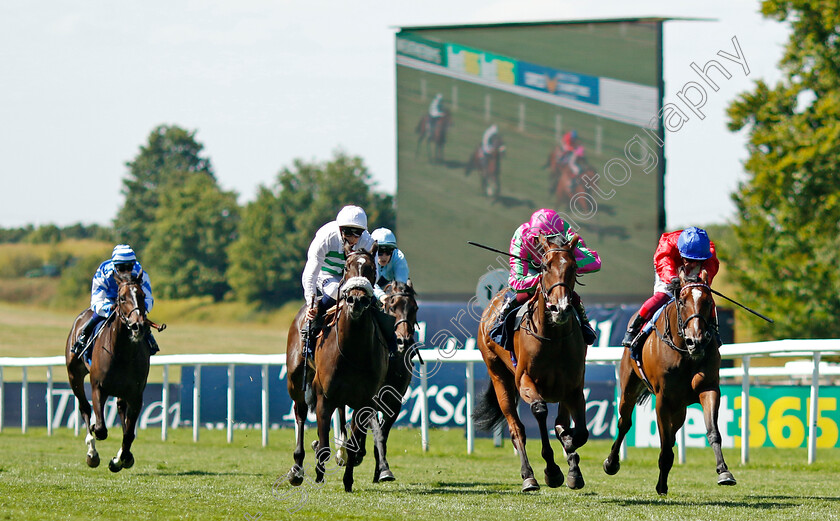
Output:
top-left (71, 244), bottom-right (157, 356)
top-left (561, 130), bottom-right (585, 175)
top-left (621, 227), bottom-right (720, 351)
top-left (370, 227), bottom-right (410, 304)
top-left (481, 124), bottom-right (500, 157)
top-left (428, 93), bottom-right (444, 134)
top-left (496, 208), bottom-right (601, 346)
top-left (302, 205), bottom-right (381, 352)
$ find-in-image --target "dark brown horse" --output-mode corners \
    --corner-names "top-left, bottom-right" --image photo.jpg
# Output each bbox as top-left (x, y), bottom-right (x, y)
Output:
top-left (416, 110), bottom-right (451, 163)
top-left (603, 268), bottom-right (736, 495)
top-left (465, 137), bottom-right (505, 199)
top-left (474, 234), bottom-right (590, 492)
top-left (65, 268), bottom-right (155, 472)
top-left (370, 279), bottom-right (419, 483)
top-left (286, 243), bottom-right (389, 492)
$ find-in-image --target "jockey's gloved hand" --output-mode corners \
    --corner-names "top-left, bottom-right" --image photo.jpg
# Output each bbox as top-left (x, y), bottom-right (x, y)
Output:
top-left (667, 277), bottom-right (681, 296)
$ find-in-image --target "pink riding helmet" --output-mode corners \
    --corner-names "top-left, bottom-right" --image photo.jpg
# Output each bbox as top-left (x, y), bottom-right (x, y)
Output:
top-left (527, 208), bottom-right (564, 239)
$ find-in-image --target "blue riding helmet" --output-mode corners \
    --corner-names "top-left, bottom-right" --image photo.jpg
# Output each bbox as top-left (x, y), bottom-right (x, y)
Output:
top-left (677, 227), bottom-right (711, 260)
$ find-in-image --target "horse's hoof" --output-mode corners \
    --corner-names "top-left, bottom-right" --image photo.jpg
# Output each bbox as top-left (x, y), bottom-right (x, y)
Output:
top-left (717, 472), bottom-right (736, 486)
top-left (544, 468), bottom-right (564, 488)
top-left (656, 485), bottom-right (668, 496)
top-left (86, 453), bottom-right (100, 468)
top-left (521, 477), bottom-right (540, 492)
top-left (378, 470), bottom-right (395, 482)
top-left (603, 458), bottom-right (620, 475)
top-left (336, 446), bottom-right (348, 467)
top-left (122, 453), bottom-right (135, 469)
top-left (288, 467), bottom-right (305, 486)
top-left (108, 459), bottom-right (123, 473)
top-left (566, 471), bottom-right (585, 490)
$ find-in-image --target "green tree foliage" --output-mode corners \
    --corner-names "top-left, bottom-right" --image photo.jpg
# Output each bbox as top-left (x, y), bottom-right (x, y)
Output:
top-left (144, 174), bottom-right (239, 302)
top-left (227, 151), bottom-right (395, 307)
top-left (115, 125), bottom-right (214, 252)
top-left (727, 1), bottom-right (840, 338)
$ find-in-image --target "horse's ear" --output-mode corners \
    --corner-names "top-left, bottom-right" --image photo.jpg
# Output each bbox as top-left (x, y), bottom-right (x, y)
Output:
top-left (569, 234), bottom-right (580, 250)
top-left (537, 233), bottom-right (550, 251)
top-left (406, 278), bottom-right (414, 290)
top-left (371, 241), bottom-right (378, 256)
top-left (678, 266), bottom-right (688, 285)
top-left (700, 268), bottom-right (709, 284)
top-left (343, 241), bottom-right (353, 257)
top-left (135, 268), bottom-right (144, 283)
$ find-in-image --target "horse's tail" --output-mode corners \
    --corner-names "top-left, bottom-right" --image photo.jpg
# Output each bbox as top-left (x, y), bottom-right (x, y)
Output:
top-left (636, 388), bottom-right (653, 407)
top-left (473, 382), bottom-right (509, 432)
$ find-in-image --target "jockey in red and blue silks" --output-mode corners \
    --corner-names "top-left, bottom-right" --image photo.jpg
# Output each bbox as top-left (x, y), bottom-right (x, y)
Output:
top-left (561, 130), bottom-right (585, 175)
top-left (503, 208), bottom-right (601, 345)
top-left (622, 227), bottom-right (720, 350)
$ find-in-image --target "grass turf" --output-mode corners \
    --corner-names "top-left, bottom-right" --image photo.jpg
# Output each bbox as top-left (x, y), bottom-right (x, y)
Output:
top-left (0, 427), bottom-right (838, 520)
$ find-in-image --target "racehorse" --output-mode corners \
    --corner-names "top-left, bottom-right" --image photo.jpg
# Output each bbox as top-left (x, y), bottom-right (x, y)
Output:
top-left (465, 137), bottom-right (505, 199)
top-left (474, 234), bottom-right (590, 492)
top-left (553, 156), bottom-right (597, 214)
top-left (65, 268), bottom-right (158, 472)
top-left (369, 280), bottom-right (419, 483)
top-left (415, 110), bottom-right (451, 163)
top-left (603, 268), bottom-right (736, 495)
top-left (285, 243), bottom-right (389, 492)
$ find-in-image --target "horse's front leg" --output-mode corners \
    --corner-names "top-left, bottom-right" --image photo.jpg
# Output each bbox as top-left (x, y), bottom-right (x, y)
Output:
top-left (555, 392), bottom-right (589, 490)
top-left (519, 374), bottom-right (562, 489)
top-left (288, 398), bottom-right (308, 486)
top-left (313, 399), bottom-right (334, 484)
top-left (90, 383), bottom-right (109, 441)
top-left (335, 407), bottom-right (349, 467)
top-left (655, 397), bottom-right (685, 496)
top-left (604, 356), bottom-right (644, 476)
top-left (699, 388), bottom-right (736, 486)
top-left (109, 397), bottom-right (139, 472)
top-left (67, 363), bottom-right (99, 467)
top-left (343, 411), bottom-right (369, 493)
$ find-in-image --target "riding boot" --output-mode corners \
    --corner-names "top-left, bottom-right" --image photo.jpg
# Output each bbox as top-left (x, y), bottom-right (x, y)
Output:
top-left (304, 299), bottom-right (329, 360)
top-left (147, 333), bottom-right (160, 355)
top-left (622, 314), bottom-right (646, 349)
top-left (72, 314), bottom-right (100, 355)
top-left (573, 300), bottom-right (597, 345)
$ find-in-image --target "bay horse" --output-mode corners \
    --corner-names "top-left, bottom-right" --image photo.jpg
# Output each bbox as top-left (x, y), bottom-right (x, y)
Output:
top-left (370, 280), bottom-right (419, 483)
top-left (65, 268), bottom-right (156, 472)
top-left (474, 234), bottom-right (590, 492)
top-left (286, 243), bottom-right (389, 492)
top-left (603, 268), bottom-right (736, 495)
top-left (465, 138), bottom-right (505, 199)
top-left (415, 110), bottom-right (451, 163)
top-left (554, 157), bottom-right (597, 214)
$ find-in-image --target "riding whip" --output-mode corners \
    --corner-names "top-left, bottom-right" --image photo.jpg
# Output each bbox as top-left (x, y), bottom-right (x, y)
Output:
top-left (709, 289), bottom-right (774, 323)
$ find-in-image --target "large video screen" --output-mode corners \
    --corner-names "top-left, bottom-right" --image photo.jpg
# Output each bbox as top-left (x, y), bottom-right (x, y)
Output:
top-left (396, 20), bottom-right (664, 302)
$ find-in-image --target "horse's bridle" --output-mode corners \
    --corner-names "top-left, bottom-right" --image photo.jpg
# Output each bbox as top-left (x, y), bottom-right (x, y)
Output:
top-left (655, 282), bottom-right (717, 353)
top-left (116, 280), bottom-right (144, 328)
top-left (537, 247), bottom-right (576, 303)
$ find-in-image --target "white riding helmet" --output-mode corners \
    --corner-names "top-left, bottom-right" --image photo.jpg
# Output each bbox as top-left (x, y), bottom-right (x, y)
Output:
top-left (336, 205), bottom-right (367, 230)
top-left (370, 228), bottom-right (397, 248)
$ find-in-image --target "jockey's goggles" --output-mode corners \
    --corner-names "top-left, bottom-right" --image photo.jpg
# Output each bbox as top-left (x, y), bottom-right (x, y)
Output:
top-left (340, 227), bottom-right (364, 237)
top-left (379, 247), bottom-right (394, 256)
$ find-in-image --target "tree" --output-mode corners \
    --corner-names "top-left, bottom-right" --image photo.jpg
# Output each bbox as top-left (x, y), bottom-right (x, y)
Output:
top-left (727, 1), bottom-right (840, 339)
top-left (227, 151), bottom-right (395, 308)
top-left (115, 125), bottom-right (214, 253)
top-left (144, 174), bottom-right (239, 302)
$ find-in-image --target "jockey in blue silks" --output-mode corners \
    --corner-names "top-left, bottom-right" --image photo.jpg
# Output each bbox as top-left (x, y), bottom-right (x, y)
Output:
top-left (370, 227), bottom-right (410, 305)
top-left (71, 244), bottom-right (158, 355)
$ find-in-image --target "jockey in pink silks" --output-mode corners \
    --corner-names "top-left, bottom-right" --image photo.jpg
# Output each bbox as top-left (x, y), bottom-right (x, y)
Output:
top-left (501, 208), bottom-right (601, 345)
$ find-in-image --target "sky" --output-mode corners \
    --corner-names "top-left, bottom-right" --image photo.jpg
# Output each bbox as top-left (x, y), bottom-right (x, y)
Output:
top-left (0, 1), bottom-right (789, 230)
